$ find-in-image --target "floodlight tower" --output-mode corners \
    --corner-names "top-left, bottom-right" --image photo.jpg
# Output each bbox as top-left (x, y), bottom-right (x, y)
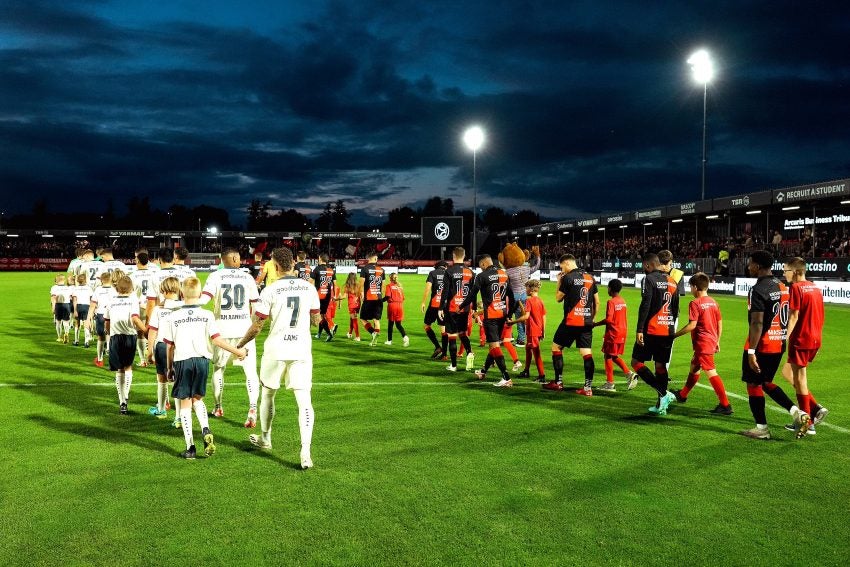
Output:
top-left (687, 49), bottom-right (715, 201)
top-left (463, 126), bottom-right (485, 258)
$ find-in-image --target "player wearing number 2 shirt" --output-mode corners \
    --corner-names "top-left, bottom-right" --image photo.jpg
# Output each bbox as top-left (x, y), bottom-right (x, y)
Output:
top-left (629, 253), bottom-right (680, 414)
top-left (545, 254), bottom-right (598, 395)
top-left (199, 247), bottom-right (261, 425)
top-left (458, 255), bottom-right (514, 386)
top-left (739, 250), bottom-right (805, 440)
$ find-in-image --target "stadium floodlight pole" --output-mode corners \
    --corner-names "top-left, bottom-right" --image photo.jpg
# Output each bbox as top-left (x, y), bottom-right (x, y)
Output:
top-left (687, 49), bottom-right (714, 201)
top-left (463, 126), bottom-right (485, 259)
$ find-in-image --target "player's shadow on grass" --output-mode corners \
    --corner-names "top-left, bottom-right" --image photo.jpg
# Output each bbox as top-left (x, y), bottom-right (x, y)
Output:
top-left (232, 442), bottom-right (301, 469)
top-left (27, 415), bottom-right (176, 456)
top-left (457, 379), bottom-right (752, 436)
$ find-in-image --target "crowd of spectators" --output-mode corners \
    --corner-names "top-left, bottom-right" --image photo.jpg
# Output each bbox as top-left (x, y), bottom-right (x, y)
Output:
top-left (3, 226), bottom-right (850, 262)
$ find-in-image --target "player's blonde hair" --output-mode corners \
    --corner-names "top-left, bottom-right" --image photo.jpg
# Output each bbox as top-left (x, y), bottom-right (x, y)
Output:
top-left (181, 277), bottom-right (202, 299)
top-left (389, 272), bottom-right (400, 286)
top-left (54, 274), bottom-right (66, 284)
top-left (99, 272), bottom-right (113, 284)
top-left (114, 275), bottom-right (133, 294)
top-left (76, 273), bottom-right (87, 285)
top-left (111, 268), bottom-right (126, 281)
top-left (785, 256), bottom-right (807, 274)
top-left (159, 276), bottom-right (181, 297)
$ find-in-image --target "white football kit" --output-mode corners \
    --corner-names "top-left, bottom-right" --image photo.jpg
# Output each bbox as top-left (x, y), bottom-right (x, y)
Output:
top-left (254, 276), bottom-right (320, 390)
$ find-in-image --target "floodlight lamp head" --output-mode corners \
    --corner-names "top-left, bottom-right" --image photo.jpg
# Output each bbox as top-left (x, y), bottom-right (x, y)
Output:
top-left (687, 49), bottom-right (714, 84)
top-left (463, 126), bottom-right (485, 152)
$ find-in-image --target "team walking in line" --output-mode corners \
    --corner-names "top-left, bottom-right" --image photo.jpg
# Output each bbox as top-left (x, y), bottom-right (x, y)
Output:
top-left (51, 244), bottom-right (829, 464)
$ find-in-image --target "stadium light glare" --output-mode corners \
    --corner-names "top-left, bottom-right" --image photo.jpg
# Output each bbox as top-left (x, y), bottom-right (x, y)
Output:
top-left (618, 224), bottom-right (628, 229)
top-left (536, 234), bottom-right (542, 238)
top-left (687, 49), bottom-right (715, 84)
top-left (643, 222), bottom-right (653, 226)
top-left (598, 227), bottom-right (605, 231)
top-left (582, 229), bottom-right (589, 233)
top-left (841, 200), bottom-right (850, 205)
top-left (41, 234), bottom-right (54, 238)
top-left (562, 231), bottom-right (569, 234)
top-left (782, 205), bottom-right (800, 211)
top-left (706, 214), bottom-right (719, 219)
top-left (7, 234), bottom-right (19, 237)
top-left (688, 49), bottom-right (714, 201)
top-left (208, 226), bottom-right (218, 234)
top-left (463, 126), bottom-right (485, 152)
top-left (462, 125), bottom-right (485, 257)
top-left (671, 218), bottom-right (683, 223)
top-left (142, 235), bottom-right (154, 239)
top-left (745, 210), bottom-right (762, 215)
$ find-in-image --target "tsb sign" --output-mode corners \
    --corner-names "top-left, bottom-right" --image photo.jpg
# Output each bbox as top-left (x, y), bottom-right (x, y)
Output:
top-left (421, 216), bottom-right (463, 246)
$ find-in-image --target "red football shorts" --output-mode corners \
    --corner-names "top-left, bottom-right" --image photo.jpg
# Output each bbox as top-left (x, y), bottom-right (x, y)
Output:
top-left (602, 338), bottom-right (625, 356)
top-left (525, 334), bottom-right (540, 348)
top-left (691, 352), bottom-right (716, 372)
top-left (787, 346), bottom-right (818, 367)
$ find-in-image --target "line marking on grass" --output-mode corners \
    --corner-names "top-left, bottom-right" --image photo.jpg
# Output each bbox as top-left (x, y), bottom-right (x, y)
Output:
top-left (0, 381), bottom-right (459, 387)
top-left (3, 380), bottom-right (846, 434)
top-left (693, 382), bottom-right (848, 434)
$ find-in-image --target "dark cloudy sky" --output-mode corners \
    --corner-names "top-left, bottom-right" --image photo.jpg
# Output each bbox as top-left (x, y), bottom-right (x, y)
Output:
top-left (2, 0), bottom-right (849, 226)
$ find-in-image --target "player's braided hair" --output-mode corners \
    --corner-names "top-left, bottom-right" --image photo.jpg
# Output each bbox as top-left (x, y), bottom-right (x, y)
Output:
top-left (272, 247), bottom-right (293, 272)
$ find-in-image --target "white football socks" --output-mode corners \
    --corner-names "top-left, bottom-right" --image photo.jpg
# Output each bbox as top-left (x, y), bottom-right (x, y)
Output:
top-left (157, 382), bottom-right (167, 412)
top-left (97, 339), bottom-right (105, 361)
top-left (245, 366), bottom-right (260, 410)
top-left (213, 366), bottom-right (225, 407)
top-left (180, 406), bottom-right (193, 448)
top-left (259, 386), bottom-right (276, 444)
top-left (123, 370), bottom-right (133, 402)
top-left (294, 389), bottom-right (314, 453)
top-left (193, 399), bottom-right (210, 430)
top-left (115, 371), bottom-right (126, 404)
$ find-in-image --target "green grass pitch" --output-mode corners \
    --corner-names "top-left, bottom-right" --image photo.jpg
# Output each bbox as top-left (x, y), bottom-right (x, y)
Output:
top-left (1, 271), bottom-right (849, 566)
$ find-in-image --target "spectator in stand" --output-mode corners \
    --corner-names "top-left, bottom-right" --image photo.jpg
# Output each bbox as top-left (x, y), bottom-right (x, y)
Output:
top-left (771, 230), bottom-right (783, 255)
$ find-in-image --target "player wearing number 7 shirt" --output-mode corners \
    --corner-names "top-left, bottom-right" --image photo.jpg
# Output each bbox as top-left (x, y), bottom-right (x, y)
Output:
top-left (543, 254), bottom-right (599, 395)
top-left (630, 253), bottom-right (679, 415)
top-left (199, 247), bottom-right (261, 427)
top-left (237, 247), bottom-right (321, 469)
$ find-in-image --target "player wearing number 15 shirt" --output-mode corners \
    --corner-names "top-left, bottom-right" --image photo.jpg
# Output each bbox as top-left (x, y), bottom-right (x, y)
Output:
top-left (199, 247), bottom-right (261, 424)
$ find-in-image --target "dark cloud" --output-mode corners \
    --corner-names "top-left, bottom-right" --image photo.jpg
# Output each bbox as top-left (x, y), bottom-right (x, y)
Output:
top-left (1, 0), bottom-right (849, 227)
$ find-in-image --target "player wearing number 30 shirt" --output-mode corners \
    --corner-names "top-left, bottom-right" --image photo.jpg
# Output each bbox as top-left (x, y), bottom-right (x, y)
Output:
top-left (237, 247), bottom-right (321, 469)
top-left (199, 248), bottom-right (261, 426)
